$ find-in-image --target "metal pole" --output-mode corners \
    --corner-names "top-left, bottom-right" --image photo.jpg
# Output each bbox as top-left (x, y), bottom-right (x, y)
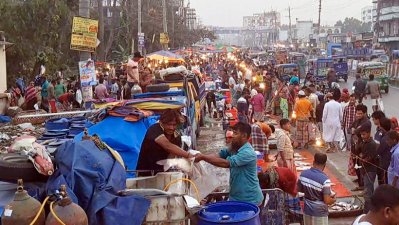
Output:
top-left (162, 0), bottom-right (168, 50)
top-left (79, 0), bottom-right (91, 61)
top-left (288, 6), bottom-right (292, 44)
top-left (138, 0), bottom-right (142, 53)
top-left (318, 0), bottom-right (322, 34)
top-left (17, 110), bottom-right (93, 119)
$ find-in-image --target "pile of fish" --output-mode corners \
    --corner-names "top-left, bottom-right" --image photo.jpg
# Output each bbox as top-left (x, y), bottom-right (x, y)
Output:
top-left (294, 153), bottom-right (311, 171)
top-left (0, 123), bottom-right (45, 153)
top-left (329, 202), bottom-right (360, 212)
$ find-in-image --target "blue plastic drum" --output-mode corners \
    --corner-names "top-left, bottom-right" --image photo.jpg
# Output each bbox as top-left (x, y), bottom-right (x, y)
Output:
top-left (198, 201), bottom-right (261, 225)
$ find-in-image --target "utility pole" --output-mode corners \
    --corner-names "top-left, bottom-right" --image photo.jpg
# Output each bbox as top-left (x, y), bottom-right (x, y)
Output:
top-left (162, 0), bottom-right (168, 50)
top-left (288, 6), bottom-right (292, 44)
top-left (138, 0), bottom-right (142, 53)
top-left (79, 0), bottom-right (91, 60)
top-left (318, 0), bottom-right (322, 34)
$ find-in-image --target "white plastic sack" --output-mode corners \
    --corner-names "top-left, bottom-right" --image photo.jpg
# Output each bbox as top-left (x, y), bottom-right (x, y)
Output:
top-left (377, 98), bottom-right (384, 112)
top-left (156, 158), bottom-right (193, 173)
top-left (190, 161), bottom-right (230, 201)
top-left (159, 66), bottom-right (187, 78)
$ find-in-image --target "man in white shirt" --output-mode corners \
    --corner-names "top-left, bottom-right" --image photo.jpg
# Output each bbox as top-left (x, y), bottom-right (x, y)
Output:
top-left (228, 74), bottom-right (237, 106)
top-left (307, 84), bottom-right (319, 119)
top-left (352, 185), bottom-right (399, 225)
top-left (322, 93), bottom-right (343, 153)
top-left (127, 52), bottom-right (143, 88)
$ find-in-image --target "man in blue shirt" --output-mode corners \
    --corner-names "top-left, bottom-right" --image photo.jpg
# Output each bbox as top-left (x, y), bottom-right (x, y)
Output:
top-left (387, 130), bottom-right (399, 189)
top-left (195, 122), bottom-right (263, 205)
top-left (297, 153), bottom-right (335, 225)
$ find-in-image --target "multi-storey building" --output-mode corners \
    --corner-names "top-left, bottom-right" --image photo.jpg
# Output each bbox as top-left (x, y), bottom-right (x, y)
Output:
top-left (361, 6), bottom-right (374, 24)
top-left (375, 0), bottom-right (399, 49)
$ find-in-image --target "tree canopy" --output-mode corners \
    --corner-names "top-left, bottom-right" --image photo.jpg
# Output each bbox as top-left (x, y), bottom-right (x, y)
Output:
top-left (335, 17), bottom-right (372, 34)
top-left (0, 0), bottom-right (216, 87)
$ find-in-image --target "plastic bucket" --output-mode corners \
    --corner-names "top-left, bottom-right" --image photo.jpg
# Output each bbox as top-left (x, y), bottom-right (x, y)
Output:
top-left (198, 201), bottom-right (261, 225)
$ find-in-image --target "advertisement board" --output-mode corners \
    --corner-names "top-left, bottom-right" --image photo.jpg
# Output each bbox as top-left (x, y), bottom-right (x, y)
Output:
top-left (71, 17), bottom-right (99, 52)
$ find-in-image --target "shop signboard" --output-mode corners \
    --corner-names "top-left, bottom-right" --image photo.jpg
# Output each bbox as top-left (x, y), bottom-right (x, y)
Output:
top-left (71, 17), bottom-right (99, 52)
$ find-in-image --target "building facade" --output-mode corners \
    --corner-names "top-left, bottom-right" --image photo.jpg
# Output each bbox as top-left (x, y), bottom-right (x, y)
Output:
top-left (375, 0), bottom-right (399, 49)
top-left (242, 11), bottom-right (281, 47)
top-left (210, 27), bottom-right (244, 46)
top-left (294, 20), bottom-right (314, 43)
top-left (361, 6), bottom-right (374, 23)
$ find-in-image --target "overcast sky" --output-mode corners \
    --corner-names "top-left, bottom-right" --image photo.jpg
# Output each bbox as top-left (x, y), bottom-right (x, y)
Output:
top-left (190, 0), bottom-right (372, 27)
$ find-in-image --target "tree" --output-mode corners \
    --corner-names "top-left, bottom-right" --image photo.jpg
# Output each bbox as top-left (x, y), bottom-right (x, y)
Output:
top-left (0, 0), bottom-right (216, 88)
top-left (334, 17), bottom-right (371, 34)
top-left (0, 0), bottom-right (79, 86)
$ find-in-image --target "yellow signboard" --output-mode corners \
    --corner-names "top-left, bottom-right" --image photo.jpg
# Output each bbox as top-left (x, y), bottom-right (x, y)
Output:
top-left (160, 33), bottom-right (169, 44)
top-left (70, 17), bottom-right (99, 52)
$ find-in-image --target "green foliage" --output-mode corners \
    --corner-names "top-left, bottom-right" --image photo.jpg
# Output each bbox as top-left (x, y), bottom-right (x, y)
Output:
top-left (335, 17), bottom-right (372, 34)
top-left (0, 0), bottom-right (216, 88)
top-left (0, 0), bottom-right (79, 87)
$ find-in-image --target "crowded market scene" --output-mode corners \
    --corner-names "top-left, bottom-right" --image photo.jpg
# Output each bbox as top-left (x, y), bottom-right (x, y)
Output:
top-left (2, 0), bottom-right (399, 225)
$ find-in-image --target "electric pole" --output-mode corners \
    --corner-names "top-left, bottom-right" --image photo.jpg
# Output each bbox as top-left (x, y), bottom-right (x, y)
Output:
top-left (318, 0), bottom-right (322, 34)
top-left (79, 0), bottom-right (91, 60)
top-left (288, 6), bottom-right (292, 44)
top-left (138, 0), bottom-right (142, 53)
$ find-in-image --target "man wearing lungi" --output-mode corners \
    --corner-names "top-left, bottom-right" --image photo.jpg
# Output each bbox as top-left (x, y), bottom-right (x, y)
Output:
top-left (294, 90), bottom-right (314, 149)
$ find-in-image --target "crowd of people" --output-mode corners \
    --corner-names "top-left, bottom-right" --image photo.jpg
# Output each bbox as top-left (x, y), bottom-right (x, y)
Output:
top-left (6, 52), bottom-right (156, 113)
top-left (198, 55), bottom-right (399, 225)
top-left (5, 50), bottom-right (399, 225)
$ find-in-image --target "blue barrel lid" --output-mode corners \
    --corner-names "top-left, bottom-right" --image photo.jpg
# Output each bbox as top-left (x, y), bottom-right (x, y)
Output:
top-left (198, 201), bottom-right (259, 223)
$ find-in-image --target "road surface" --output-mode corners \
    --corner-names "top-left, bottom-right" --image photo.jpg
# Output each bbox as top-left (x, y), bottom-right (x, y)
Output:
top-left (196, 77), bottom-right (399, 224)
top-left (340, 75), bottom-right (398, 117)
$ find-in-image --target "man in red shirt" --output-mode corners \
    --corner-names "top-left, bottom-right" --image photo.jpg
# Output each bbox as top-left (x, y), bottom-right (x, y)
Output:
top-left (258, 166), bottom-right (297, 196)
top-left (58, 91), bottom-right (75, 111)
top-left (24, 81), bottom-right (37, 110)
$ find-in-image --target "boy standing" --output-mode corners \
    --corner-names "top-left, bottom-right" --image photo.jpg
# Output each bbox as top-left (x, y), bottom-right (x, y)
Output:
top-left (351, 104), bottom-right (371, 191)
top-left (357, 123), bottom-right (379, 213)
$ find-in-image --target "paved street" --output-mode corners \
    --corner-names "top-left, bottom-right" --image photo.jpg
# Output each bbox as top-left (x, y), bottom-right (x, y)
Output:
top-left (340, 75), bottom-right (399, 118)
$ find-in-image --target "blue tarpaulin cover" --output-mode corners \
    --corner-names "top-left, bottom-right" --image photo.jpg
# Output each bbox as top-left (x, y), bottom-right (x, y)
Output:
top-left (0, 115), bottom-right (11, 123)
top-left (74, 115), bottom-right (159, 171)
top-left (46, 140), bottom-right (151, 225)
top-left (133, 91), bottom-right (184, 98)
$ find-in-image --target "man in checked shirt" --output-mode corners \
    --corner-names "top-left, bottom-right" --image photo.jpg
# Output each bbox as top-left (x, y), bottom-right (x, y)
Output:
top-left (343, 94), bottom-right (357, 177)
top-left (343, 94), bottom-right (357, 151)
top-left (250, 122), bottom-right (275, 162)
